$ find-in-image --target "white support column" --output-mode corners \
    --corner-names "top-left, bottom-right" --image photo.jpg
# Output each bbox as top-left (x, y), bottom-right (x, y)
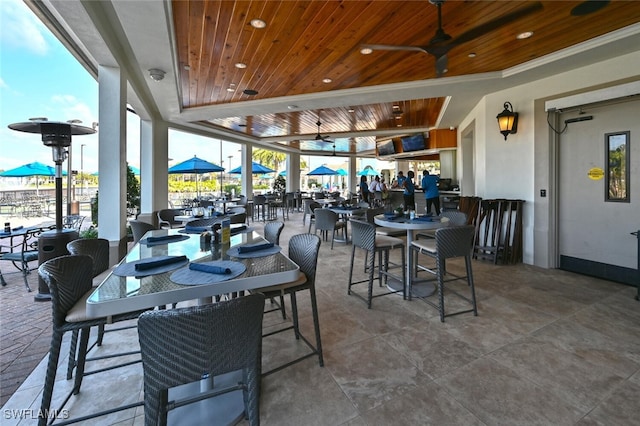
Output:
top-left (139, 119), bottom-right (169, 226)
top-left (97, 65), bottom-right (127, 261)
top-left (240, 145), bottom-right (253, 199)
top-left (286, 153), bottom-right (301, 191)
top-left (348, 157), bottom-right (357, 195)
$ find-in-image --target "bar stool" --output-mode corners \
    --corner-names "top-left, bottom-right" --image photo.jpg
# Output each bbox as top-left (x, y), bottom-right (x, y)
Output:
top-left (348, 219), bottom-right (406, 308)
top-left (410, 225), bottom-right (478, 322)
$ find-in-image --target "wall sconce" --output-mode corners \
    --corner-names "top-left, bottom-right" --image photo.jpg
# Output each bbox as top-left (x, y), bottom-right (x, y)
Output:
top-left (496, 101), bottom-right (518, 140)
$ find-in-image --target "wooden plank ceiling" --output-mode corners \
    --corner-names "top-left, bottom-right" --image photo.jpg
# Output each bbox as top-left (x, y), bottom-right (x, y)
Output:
top-left (172, 0), bottom-right (640, 154)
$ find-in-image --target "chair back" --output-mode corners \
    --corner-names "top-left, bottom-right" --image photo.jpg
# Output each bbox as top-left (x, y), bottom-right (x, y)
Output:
top-left (67, 238), bottom-right (110, 277)
top-left (230, 212), bottom-right (247, 224)
top-left (264, 222), bottom-right (284, 245)
top-left (349, 219), bottom-right (376, 251)
top-left (309, 201), bottom-right (322, 213)
top-left (39, 255), bottom-right (94, 327)
top-left (441, 210), bottom-right (468, 226)
top-left (138, 293), bottom-right (265, 426)
top-left (227, 206), bottom-right (246, 215)
top-left (434, 225), bottom-right (475, 259)
top-left (199, 200), bottom-right (215, 208)
top-left (364, 207), bottom-right (385, 224)
top-left (314, 209), bottom-right (338, 232)
top-left (254, 194), bottom-right (267, 206)
top-left (129, 220), bottom-right (157, 243)
top-left (185, 217), bottom-right (220, 230)
top-left (288, 234), bottom-right (321, 289)
top-left (63, 215), bottom-right (84, 231)
top-left (157, 209), bottom-right (182, 228)
top-left (237, 195), bottom-right (248, 206)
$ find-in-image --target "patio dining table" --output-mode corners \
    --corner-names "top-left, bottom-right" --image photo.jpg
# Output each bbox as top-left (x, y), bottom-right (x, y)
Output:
top-left (374, 214), bottom-right (449, 298)
top-left (87, 229), bottom-right (299, 317)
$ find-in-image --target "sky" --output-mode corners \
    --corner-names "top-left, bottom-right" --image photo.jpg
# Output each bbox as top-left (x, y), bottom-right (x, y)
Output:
top-left (0, 0), bottom-right (381, 179)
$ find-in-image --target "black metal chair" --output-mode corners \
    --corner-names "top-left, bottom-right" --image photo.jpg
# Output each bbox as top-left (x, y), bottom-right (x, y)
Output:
top-left (255, 234), bottom-right (323, 376)
top-left (263, 221), bottom-right (286, 318)
top-left (0, 227), bottom-right (49, 291)
top-left (410, 225), bottom-right (478, 321)
top-left (37, 255), bottom-right (144, 426)
top-left (138, 294), bottom-right (265, 426)
top-left (348, 219), bottom-right (406, 308)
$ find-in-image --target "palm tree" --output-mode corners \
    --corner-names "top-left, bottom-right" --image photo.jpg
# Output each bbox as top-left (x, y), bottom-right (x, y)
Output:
top-left (252, 149), bottom-right (285, 171)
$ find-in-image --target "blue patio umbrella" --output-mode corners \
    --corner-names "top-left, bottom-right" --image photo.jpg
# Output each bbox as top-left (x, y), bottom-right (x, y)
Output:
top-left (228, 162), bottom-right (275, 174)
top-left (278, 170), bottom-right (286, 176)
top-left (168, 156), bottom-right (224, 196)
top-left (0, 161), bottom-right (66, 194)
top-left (308, 165), bottom-right (338, 189)
top-left (335, 168), bottom-right (348, 176)
top-left (307, 165), bottom-right (338, 176)
top-left (357, 166), bottom-right (378, 176)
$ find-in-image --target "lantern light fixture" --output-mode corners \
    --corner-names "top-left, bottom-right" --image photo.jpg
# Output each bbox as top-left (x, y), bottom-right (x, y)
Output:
top-left (497, 101), bottom-right (518, 140)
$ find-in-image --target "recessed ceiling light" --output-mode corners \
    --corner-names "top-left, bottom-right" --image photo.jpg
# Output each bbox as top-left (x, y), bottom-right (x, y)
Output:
top-left (516, 31), bottom-right (534, 40)
top-left (360, 47), bottom-right (373, 55)
top-left (229, 83), bottom-right (236, 87)
top-left (348, 108), bottom-right (355, 113)
top-left (235, 62), bottom-right (247, 69)
top-left (287, 105), bottom-right (298, 110)
top-left (392, 105), bottom-right (400, 110)
top-left (395, 116), bottom-right (401, 120)
top-left (396, 124), bottom-right (402, 127)
top-left (468, 52), bottom-right (476, 58)
top-left (322, 78), bottom-right (332, 84)
top-left (183, 64), bottom-right (191, 70)
top-left (243, 89), bottom-right (258, 96)
top-left (226, 87), bottom-right (235, 92)
top-left (250, 19), bottom-right (266, 29)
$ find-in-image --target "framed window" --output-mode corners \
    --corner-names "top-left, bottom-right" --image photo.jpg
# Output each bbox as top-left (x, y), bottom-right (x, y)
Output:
top-left (605, 131), bottom-right (630, 202)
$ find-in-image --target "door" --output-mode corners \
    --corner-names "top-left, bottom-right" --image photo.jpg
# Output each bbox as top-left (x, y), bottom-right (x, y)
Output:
top-left (558, 97), bottom-right (639, 284)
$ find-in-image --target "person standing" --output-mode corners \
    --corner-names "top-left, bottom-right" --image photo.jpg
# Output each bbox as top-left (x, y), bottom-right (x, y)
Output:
top-left (422, 170), bottom-right (440, 215)
top-left (402, 170), bottom-right (415, 211)
top-left (359, 175), bottom-right (371, 203)
top-left (393, 171), bottom-right (406, 189)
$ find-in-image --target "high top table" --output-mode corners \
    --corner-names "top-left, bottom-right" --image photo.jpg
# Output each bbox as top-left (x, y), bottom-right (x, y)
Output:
top-left (87, 229), bottom-right (299, 317)
top-left (374, 214), bottom-right (449, 298)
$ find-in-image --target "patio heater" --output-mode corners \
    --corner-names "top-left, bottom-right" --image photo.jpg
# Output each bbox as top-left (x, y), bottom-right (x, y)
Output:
top-left (8, 119), bottom-right (96, 301)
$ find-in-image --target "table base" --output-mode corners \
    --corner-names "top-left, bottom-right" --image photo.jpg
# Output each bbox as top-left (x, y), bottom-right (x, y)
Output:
top-left (386, 277), bottom-right (437, 299)
top-left (168, 370), bottom-right (245, 425)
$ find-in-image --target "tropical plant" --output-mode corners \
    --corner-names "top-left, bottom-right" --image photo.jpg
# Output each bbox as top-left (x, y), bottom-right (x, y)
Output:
top-left (273, 175), bottom-right (286, 194)
top-left (80, 226), bottom-right (99, 239)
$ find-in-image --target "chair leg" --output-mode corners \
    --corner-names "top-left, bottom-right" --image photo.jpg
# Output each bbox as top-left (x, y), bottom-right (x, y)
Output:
top-left (366, 250), bottom-right (375, 309)
top-left (21, 263), bottom-right (32, 292)
top-left (289, 292), bottom-right (300, 340)
top-left (436, 257), bottom-right (446, 322)
top-left (348, 246), bottom-right (356, 295)
top-left (73, 327), bottom-right (91, 394)
top-left (279, 295), bottom-right (286, 319)
top-left (67, 331), bottom-right (79, 379)
top-left (308, 287), bottom-right (324, 367)
top-left (466, 256), bottom-right (478, 316)
top-left (39, 331), bottom-right (64, 426)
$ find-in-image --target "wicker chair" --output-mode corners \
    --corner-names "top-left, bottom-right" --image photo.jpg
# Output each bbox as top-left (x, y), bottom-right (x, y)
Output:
top-left (410, 225), bottom-right (478, 321)
top-left (66, 238), bottom-right (139, 380)
top-left (313, 209), bottom-right (346, 249)
top-left (37, 255), bottom-right (144, 426)
top-left (255, 234), bottom-right (323, 376)
top-left (129, 220), bottom-right (157, 243)
top-left (138, 294), bottom-right (265, 426)
top-left (348, 219), bottom-right (406, 308)
top-left (416, 210), bottom-right (467, 240)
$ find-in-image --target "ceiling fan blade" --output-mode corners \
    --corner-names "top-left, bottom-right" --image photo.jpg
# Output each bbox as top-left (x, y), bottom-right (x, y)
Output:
top-left (446, 1), bottom-right (543, 49)
top-left (361, 44), bottom-right (428, 53)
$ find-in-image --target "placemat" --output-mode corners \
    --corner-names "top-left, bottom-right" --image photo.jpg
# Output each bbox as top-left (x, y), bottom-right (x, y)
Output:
top-left (139, 234), bottom-right (190, 246)
top-left (113, 255), bottom-right (189, 277)
top-left (226, 244), bottom-right (282, 259)
top-left (179, 228), bottom-right (208, 234)
top-left (170, 260), bottom-right (246, 285)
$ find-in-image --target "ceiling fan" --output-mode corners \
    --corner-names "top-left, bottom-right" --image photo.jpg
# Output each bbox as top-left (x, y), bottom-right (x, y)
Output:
top-left (361, 0), bottom-right (543, 77)
top-left (314, 114), bottom-right (333, 143)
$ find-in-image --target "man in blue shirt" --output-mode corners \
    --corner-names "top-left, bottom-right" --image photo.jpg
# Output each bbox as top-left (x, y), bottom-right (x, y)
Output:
top-left (403, 171), bottom-right (415, 211)
top-left (393, 171), bottom-right (406, 189)
top-left (421, 170), bottom-right (440, 215)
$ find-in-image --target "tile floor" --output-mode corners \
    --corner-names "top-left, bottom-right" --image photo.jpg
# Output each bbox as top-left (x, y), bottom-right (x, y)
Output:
top-left (1, 210), bottom-right (639, 425)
